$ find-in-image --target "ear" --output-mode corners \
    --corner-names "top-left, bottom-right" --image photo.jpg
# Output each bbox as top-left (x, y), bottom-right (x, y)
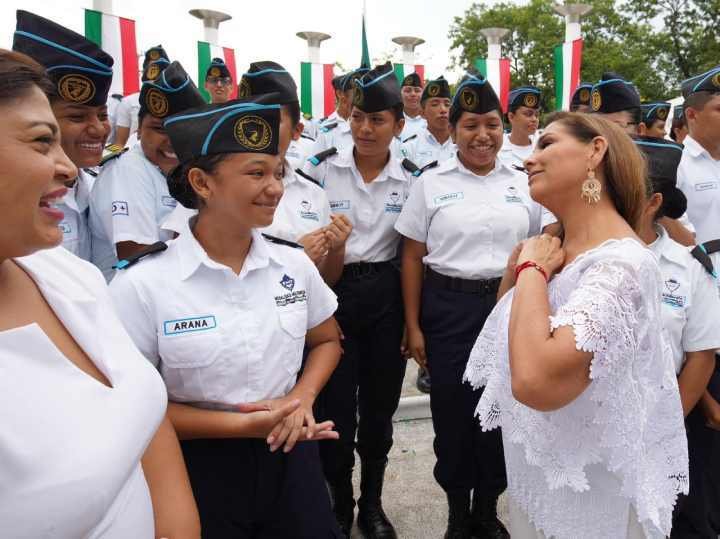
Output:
top-left (638, 122), bottom-right (648, 135)
top-left (588, 135), bottom-right (609, 170)
top-left (649, 192), bottom-right (664, 214)
top-left (292, 121), bottom-right (303, 142)
top-left (394, 117), bottom-right (405, 137)
top-left (507, 111), bottom-right (515, 122)
top-left (187, 167), bottom-right (213, 206)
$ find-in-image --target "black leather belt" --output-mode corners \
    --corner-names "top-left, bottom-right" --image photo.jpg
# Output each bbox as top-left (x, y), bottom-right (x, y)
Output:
top-left (425, 267), bottom-right (501, 295)
top-left (343, 261), bottom-right (393, 279)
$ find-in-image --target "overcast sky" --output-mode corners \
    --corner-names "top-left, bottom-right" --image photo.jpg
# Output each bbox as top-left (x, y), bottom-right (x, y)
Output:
top-left (0, 0), bottom-right (526, 86)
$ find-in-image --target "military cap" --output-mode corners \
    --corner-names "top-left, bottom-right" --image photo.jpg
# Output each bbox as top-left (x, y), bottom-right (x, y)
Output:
top-left (641, 102), bottom-right (671, 125)
top-left (681, 66), bottom-right (720, 99)
top-left (673, 105), bottom-right (685, 122)
top-left (342, 67), bottom-right (370, 92)
top-left (508, 86), bottom-right (542, 111)
top-left (139, 61), bottom-right (205, 119)
top-left (421, 76), bottom-right (451, 102)
top-left (352, 62), bottom-right (402, 113)
top-left (143, 57), bottom-right (170, 82)
top-left (331, 74), bottom-right (344, 90)
top-left (633, 136), bottom-right (687, 219)
top-left (13, 10), bottom-right (113, 106)
top-left (238, 61), bottom-right (297, 104)
top-left (449, 71), bottom-right (501, 123)
top-left (401, 72), bottom-right (423, 88)
top-left (570, 82), bottom-right (593, 110)
top-left (143, 45), bottom-right (168, 69)
top-left (590, 72), bottom-right (641, 114)
top-left (206, 57), bottom-right (231, 80)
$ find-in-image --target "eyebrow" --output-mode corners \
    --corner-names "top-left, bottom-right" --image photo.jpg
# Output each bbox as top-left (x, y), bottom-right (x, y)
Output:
top-left (27, 121), bottom-right (58, 135)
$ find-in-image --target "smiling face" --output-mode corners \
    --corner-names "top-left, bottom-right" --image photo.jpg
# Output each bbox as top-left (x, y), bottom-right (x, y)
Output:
top-left (422, 97), bottom-right (450, 133)
top-left (205, 76), bottom-right (233, 104)
top-left (138, 114), bottom-right (178, 174)
top-left (190, 152), bottom-right (284, 230)
top-left (0, 86), bottom-right (77, 258)
top-left (350, 107), bottom-right (404, 159)
top-left (450, 109), bottom-right (504, 175)
top-left (51, 100), bottom-right (110, 168)
top-left (401, 85), bottom-right (423, 115)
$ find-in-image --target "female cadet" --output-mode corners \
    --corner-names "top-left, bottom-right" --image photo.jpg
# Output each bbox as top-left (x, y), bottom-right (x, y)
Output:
top-left (499, 86), bottom-right (542, 169)
top-left (108, 99), bottom-right (343, 538)
top-left (301, 61), bottom-right (416, 539)
top-left (639, 102), bottom-right (671, 138)
top-left (396, 73), bottom-right (546, 539)
top-left (0, 49), bottom-right (200, 538)
top-left (633, 137), bottom-right (720, 538)
top-left (569, 82), bottom-right (593, 112)
top-left (13, 10), bottom-right (114, 261)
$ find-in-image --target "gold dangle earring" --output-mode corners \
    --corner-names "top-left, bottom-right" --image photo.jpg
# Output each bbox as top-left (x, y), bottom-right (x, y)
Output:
top-left (581, 168), bottom-right (602, 204)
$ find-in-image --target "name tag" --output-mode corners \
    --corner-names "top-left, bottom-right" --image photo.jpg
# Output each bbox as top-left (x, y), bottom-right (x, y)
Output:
top-left (696, 181), bottom-right (718, 191)
top-left (330, 200), bottom-right (351, 211)
top-left (112, 200), bottom-right (129, 216)
top-left (163, 315), bottom-right (217, 335)
top-left (161, 196), bottom-right (178, 207)
top-left (662, 293), bottom-right (686, 309)
top-left (505, 195), bottom-right (523, 203)
top-left (59, 222), bottom-right (72, 234)
top-left (433, 192), bottom-right (464, 206)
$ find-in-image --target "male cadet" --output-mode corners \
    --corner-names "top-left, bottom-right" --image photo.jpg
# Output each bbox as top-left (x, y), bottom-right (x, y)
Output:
top-left (671, 104), bottom-right (689, 144)
top-left (402, 76), bottom-right (455, 168)
top-left (89, 62), bottom-right (205, 281)
top-left (399, 72), bottom-right (427, 141)
top-left (13, 10), bottom-right (114, 262)
top-left (569, 82), bottom-right (593, 112)
top-left (677, 66), bottom-right (720, 245)
top-left (204, 57), bottom-right (233, 104)
top-left (589, 71), bottom-right (642, 135)
top-left (114, 46), bottom-right (170, 148)
top-left (499, 86), bottom-right (542, 168)
top-left (639, 101), bottom-right (672, 138)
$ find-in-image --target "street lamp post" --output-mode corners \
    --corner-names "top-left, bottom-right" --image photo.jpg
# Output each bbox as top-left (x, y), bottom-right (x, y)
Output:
top-left (552, 3), bottom-right (593, 42)
top-left (392, 36), bottom-right (425, 66)
top-left (296, 32), bottom-right (332, 64)
top-left (189, 8), bottom-right (232, 45)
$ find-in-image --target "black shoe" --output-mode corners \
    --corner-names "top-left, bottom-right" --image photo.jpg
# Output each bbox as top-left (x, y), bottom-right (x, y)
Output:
top-left (357, 459), bottom-right (397, 539)
top-left (328, 478), bottom-right (355, 538)
top-left (470, 495), bottom-right (509, 539)
top-left (444, 490), bottom-right (472, 539)
top-left (416, 367), bottom-right (431, 394)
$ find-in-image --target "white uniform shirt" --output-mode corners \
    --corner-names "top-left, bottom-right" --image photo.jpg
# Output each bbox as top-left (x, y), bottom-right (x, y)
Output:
top-left (161, 164), bottom-right (331, 244)
top-left (312, 116), bottom-right (352, 154)
top-left (400, 112), bottom-right (427, 142)
top-left (89, 145), bottom-right (177, 281)
top-left (1, 246), bottom-right (166, 538)
top-left (649, 225), bottom-right (720, 373)
top-left (58, 170), bottom-right (94, 261)
top-left (114, 92), bottom-right (140, 138)
top-left (401, 128), bottom-right (456, 168)
top-left (302, 145), bottom-right (414, 264)
top-left (498, 132), bottom-right (537, 169)
top-left (677, 135), bottom-right (720, 244)
top-left (285, 136), bottom-right (316, 170)
top-left (109, 227), bottom-right (337, 407)
top-left (396, 156), bottom-right (544, 280)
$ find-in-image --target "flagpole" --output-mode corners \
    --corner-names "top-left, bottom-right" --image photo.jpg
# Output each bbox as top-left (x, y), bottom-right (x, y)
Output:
top-left (552, 3), bottom-right (592, 42)
top-left (189, 8), bottom-right (232, 45)
top-left (392, 36), bottom-right (425, 67)
top-left (297, 32), bottom-right (331, 64)
top-left (93, 0), bottom-right (113, 14)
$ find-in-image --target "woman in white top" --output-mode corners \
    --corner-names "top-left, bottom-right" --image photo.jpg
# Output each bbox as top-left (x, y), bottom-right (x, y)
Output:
top-left (0, 49), bottom-right (199, 538)
top-left (464, 112), bottom-right (688, 539)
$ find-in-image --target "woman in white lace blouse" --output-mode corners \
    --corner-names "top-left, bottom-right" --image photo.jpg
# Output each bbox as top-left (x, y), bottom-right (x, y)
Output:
top-left (464, 112), bottom-right (688, 539)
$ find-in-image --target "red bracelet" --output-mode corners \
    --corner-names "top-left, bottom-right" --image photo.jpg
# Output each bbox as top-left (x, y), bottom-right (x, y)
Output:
top-left (515, 261), bottom-right (548, 282)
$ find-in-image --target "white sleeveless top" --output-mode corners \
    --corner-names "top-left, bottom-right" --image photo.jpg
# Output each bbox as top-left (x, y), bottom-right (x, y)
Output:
top-left (464, 238), bottom-right (688, 539)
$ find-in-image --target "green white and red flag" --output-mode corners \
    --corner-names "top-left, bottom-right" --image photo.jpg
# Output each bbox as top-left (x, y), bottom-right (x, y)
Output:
top-left (197, 41), bottom-right (238, 102)
top-left (393, 64), bottom-right (425, 85)
top-left (554, 39), bottom-right (583, 110)
top-left (475, 57), bottom-right (511, 112)
top-left (300, 62), bottom-right (335, 119)
top-left (84, 9), bottom-right (138, 96)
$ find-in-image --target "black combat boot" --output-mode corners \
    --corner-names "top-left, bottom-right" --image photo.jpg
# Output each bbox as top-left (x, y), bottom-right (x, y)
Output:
top-left (328, 477), bottom-right (356, 538)
top-left (357, 459), bottom-right (397, 539)
top-left (445, 489), bottom-right (472, 539)
top-left (470, 494), bottom-right (509, 539)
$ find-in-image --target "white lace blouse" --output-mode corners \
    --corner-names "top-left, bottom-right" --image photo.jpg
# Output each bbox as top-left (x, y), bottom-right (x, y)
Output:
top-left (464, 238), bottom-right (688, 539)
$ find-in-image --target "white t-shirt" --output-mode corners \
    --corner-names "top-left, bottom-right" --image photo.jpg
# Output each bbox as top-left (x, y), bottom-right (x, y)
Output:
top-left (677, 135), bottom-right (720, 244)
top-left (0, 246), bottom-right (167, 538)
top-left (109, 227), bottom-right (337, 407)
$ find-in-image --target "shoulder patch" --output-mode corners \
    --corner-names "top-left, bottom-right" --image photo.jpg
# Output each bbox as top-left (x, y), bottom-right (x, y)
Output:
top-left (691, 239), bottom-right (720, 277)
top-left (114, 241), bottom-right (168, 270)
top-left (300, 133), bottom-right (316, 142)
top-left (320, 122), bottom-right (338, 133)
top-left (419, 160), bottom-right (439, 175)
top-left (308, 147), bottom-right (338, 166)
top-left (100, 146), bottom-right (128, 166)
top-left (295, 168), bottom-right (323, 188)
top-left (111, 93), bottom-right (123, 101)
top-left (262, 233), bottom-right (304, 249)
top-left (402, 134), bottom-right (418, 143)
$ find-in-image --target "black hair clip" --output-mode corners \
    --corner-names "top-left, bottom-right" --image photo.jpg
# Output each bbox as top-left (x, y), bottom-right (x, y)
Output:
top-left (512, 164), bottom-right (528, 174)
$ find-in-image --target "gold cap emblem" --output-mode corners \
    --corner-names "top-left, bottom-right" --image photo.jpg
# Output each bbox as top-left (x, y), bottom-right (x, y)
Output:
top-left (58, 74), bottom-right (96, 104)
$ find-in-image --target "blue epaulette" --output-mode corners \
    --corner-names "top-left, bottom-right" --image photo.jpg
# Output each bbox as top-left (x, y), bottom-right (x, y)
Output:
top-left (300, 133), bottom-right (316, 142)
top-left (308, 147), bottom-right (338, 166)
top-left (691, 240), bottom-right (720, 278)
top-left (295, 168), bottom-right (323, 188)
top-left (262, 233), bottom-right (303, 249)
top-left (320, 122), bottom-right (338, 133)
top-left (114, 241), bottom-right (168, 270)
top-left (402, 134), bottom-right (418, 143)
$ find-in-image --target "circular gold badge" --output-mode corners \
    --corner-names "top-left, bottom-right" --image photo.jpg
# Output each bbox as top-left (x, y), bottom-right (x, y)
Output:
top-left (657, 107), bottom-right (668, 121)
top-left (460, 87), bottom-right (478, 111)
top-left (234, 115), bottom-right (272, 151)
top-left (591, 89), bottom-right (602, 112)
top-left (712, 72), bottom-right (720, 89)
top-left (523, 93), bottom-right (538, 108)
top-left (427, 84), bottom-right (440, 97)
top-left (238, 78), bottom-right (251, 97)
top-left (352, 86), bottom-right (364, 108)
top-left (210, 67), bottom-right (221, 77)
top-left (145, 88), bottom-right (169, 117)
top-left (58, 74), bottom-right (96, 104)
top-left (149, 49), bottom-right (160, 60)
top-left (579, 88), bottom-right (591, 103)
top-left (146, 63), bottom-right (161, 80)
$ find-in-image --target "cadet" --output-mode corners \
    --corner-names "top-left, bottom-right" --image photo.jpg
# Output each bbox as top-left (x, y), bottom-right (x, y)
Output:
top-left (671, 104), bottom-right (688, 143)
top-left (402, 76), bottom-right (455, 169)
top-left (396, 72), bottom-right (547, 539)
top-left (677, 66), bottom-right (720, 244)
top-left (569, 82), bottom-right (592, 112)
top-left (302, 61), bottom-right (415, 539)
top-left (589, 72), bottom-right (642, 134)
top-left (204, 57), bottom-right (233, 104)
top-left (633, 137), bottom-right (720, 538)
top-left (89, 61), bottom-right (205, 280)
top-left (13, 10), bottom-right (113, 261)
top-left (109, 98), bottom-right (343, 538)
top-left (499, 86), bottom-right (542, 168)
top-left (113, 45), bottom-right (170, 148)
top-left (399, 72), bottom-right (427, 141)
top-left (639, 101), bottom-right (671, 138)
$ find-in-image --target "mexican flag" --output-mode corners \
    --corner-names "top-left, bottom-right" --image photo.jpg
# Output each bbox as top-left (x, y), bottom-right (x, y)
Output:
top-left (394, 64), bottom-right (425, 86)
top-left (197, 41), bottom-right (238, 103)
top-left (300, 62), bottom-right (335, 120)
top-left (554, 39), bottom-right (583, 111)
top-left (475, 57), bottom-right (511, 112)
top-left (84, 9), bottom-right (139, 96)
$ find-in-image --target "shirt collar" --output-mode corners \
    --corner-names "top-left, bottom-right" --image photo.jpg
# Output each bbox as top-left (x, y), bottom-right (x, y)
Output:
top-left (649, 224), bottom-right (686, 268)
top-left (336, 145), bottom-right (409, 182)
top-left (423, 129), bottom-right (452, 147)
top-left (438, 155), bottom-right (511, 178)
top-left (683, 135), bottom-right (709, 159)
top-left (282, 159), bottom-right (296, 186)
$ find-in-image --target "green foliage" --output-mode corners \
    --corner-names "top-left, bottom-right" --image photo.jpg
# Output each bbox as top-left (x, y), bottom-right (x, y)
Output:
top-left (447, 0), bottom-right (720, 108)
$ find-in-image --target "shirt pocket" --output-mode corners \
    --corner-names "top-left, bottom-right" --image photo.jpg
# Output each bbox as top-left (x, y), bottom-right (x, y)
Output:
top-left (277, 307), bottom-right (308, 376)
top-left (157, 330), bottom-right (223, 402)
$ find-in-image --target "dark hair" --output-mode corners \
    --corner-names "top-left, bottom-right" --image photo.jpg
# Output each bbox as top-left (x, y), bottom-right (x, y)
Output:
top-left (391, 102), bottom-right (404, 121)
top-left (627, 106), bottom-right (642, 125)
top-left (545, 111), bottom-right (648, 229)
top-left (167, 154), bottom-right (228, 209)
top-left (685, 91), bottom-right (717, 113)
top-left (670, 115), bottom-right (687, 141)
top-left (284, 101), bottom-right (301, 127)
top-left (0, 49), bottom-right (54, 104)
top-left (449, 107), bottom-right (503, 127)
